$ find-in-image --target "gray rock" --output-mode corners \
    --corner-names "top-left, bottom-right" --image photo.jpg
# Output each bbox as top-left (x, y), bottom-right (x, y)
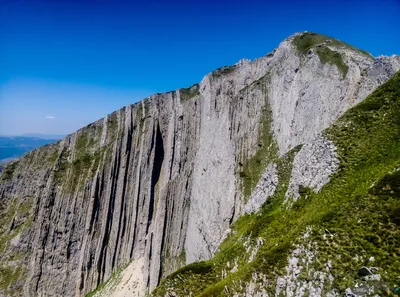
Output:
top-left (275, 229), bottom-right (337, 297)
top-left (345, 284), bottom-right (376, 297)
top-left (285, 135), bottom-right (339, 203)
top-left (358, 267), bottom-right (373, 277)
top-left (358, 267), bottom-right (381, 282)
top-left (231, 273), bottom-right (269, 297)
top-left (267, 37), bottom-right (400, 155)
top-left (244, 164), bottom-right (278, 214)
top-left (0, 32), bottom-right (399, 297)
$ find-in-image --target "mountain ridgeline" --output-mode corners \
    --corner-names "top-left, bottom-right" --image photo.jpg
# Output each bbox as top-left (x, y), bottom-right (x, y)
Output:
top-left (0, 32), bottom-right (399, 297)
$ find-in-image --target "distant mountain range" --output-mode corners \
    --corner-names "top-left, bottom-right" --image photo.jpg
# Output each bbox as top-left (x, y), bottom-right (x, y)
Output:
top-left (18, 133), bottom-right (65, 140)
top-left (0, 135), bottom-right (63, 163)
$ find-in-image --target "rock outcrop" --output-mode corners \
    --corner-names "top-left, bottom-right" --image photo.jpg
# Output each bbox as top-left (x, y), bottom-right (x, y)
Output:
top-left (284, 135), bottom-right (339, 203)
top-left (244, 164), bottom-right (278, 214)
top-left (0, 32), bottom-right (399, 297)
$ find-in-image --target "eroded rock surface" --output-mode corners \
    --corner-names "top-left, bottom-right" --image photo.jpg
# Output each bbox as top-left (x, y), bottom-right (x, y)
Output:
top-left (244, 164), bottom-right (278, 214)
top-left (285, 135), bottom-right (340, 203)
top-left (0, 32), bottom-right (399, 297)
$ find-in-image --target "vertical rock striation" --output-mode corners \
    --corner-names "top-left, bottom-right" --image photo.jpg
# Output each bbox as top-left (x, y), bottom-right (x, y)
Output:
top-left (0, 32), bottom-right (399, 297)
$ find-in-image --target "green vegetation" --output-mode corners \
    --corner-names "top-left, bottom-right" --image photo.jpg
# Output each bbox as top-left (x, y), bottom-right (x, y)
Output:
top-left (0, 266), bottom-right (23, 295)
top-left (160, 248), bottom-right (188, 280)
top-left (293, 32), bottom-right (373, 79)
top-left (85, 261), bottom-right (132, 297)
top-left (153, 261), bottom-right (218, 296)
top-left (46, 149), bottom-right (59, 164)
top-left (178, 249), bottom-right (186, 265)
top-left (106, 113), bottom-right (120, 142)
top-left (239, 75), bottom-right (279, 200)
top-left (136, 102), bottom-right (146, 137)
top-left (0, 197), bottom-right (33, 296)
top-left (0, 197), bottom-right (33, 254)
top-left (315, 46), bottom-right (349, 79)
top-left (0, 160), bottom-right (19, 181)
top-left (85, 277), bottom-right (110, 297)
top-left (153, 72), bottom-right (400, 296)
top-left (294, 32), bottom-right (373, 59)
top-left (153, 147), bottom-right (299, 297)
top-left (53, 130), bottom-right (109, 194)
top-left (180, 84), bottom-right (200, 102)
top-left (211, 65), bottom-right (237, 78)
top-left (45, 115), bottom-right (125, 196)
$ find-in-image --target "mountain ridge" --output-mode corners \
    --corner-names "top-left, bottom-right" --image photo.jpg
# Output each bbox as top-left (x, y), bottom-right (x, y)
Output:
top-left (151, 68), bottom-right (400, 297)
top-left (0, 32), bottom-right (399, 297)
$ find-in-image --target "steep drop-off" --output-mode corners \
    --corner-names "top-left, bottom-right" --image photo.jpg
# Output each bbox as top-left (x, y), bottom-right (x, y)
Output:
top-left (0, 32), bottom-right (399, 297)
top-left (153, 68), bottom-right (400, 297)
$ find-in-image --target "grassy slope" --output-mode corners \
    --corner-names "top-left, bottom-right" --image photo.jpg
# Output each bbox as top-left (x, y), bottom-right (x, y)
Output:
top-left (238, 75), bottom-right (279, 200)
top-left (152, 72), bottom-right (400, 296)
top-left (293, 32), bottom-right (373, 79)
top-left (0, 197), bottom-right (33, 297)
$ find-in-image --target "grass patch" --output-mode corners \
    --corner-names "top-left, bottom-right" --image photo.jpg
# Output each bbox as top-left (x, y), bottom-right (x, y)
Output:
top-left (294, 32), bottom-right (373, 59)
top-left (211, 65), bottom-right (237, 78)
top-left (316, 46), bottom-right (349, 78)
top-left (0, 197), bottom-right (33, 253)
top-left (0, 197), bottom-right (33, 296)
top-left (54, 148), bottom-right (107, 195)
top-left (152, 147), bottom-right (299, 296)
top-left (152, 261), bottom-right (218, 297)
top-left (180, 84), bottom-right (200, 102)
top-left (0, 266), bottom-right (23, 295)
top-left (85, 261), bottom-right (134, 297)
top-left (85, 278), bottom-right (109, 297)
top-left (239, 75), bottom-right (279, 200)
top-left (107, 113), bottom-right (119, 141)
top-left (53, 130), bottom-right (110, 194)
top-left (293, 32), bottom-right (372, 78)
top-left (46, 150), bottom-right (59, 164)
top-left (152, 72), bottom-right (400, 296)
top-left (0, 160), bottom-right (19, 181)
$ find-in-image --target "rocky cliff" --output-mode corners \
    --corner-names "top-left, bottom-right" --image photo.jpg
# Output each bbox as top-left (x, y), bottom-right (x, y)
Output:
top-left (0, 32), bottom-right (399, 297)
top-left (152, 66), bottom-right (400, 297)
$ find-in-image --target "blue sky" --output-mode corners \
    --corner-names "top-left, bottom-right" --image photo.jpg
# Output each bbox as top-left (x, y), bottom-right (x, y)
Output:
top-left (1, 0), bottom-right (400, 135)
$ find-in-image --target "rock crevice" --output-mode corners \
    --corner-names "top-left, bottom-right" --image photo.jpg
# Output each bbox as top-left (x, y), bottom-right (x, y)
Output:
top-left (0, 32), bottom-right (399, 297)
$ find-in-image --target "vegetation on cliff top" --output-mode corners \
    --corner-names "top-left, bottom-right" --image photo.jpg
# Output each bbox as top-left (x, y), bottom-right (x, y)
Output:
top-left (211, 65), bottom-right (237, 78)
top-left (0, 32), bottom-right (396, 297)
top-left (293, 32), bottom-right (373, 79)
top-left (180, 84), bottom-right (200, 102)
top-left (152, 72), bottom-right (400, 296)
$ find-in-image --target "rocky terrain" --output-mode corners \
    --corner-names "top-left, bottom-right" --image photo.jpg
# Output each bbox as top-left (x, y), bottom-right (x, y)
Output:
top-left (0, 32), bottom-right (399, 297)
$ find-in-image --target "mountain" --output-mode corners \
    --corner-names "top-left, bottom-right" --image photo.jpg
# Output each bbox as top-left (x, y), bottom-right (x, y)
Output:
top-left (0, 136), bottom-right (61, 163)
top-left (0, 32), bottom-right (399, 297)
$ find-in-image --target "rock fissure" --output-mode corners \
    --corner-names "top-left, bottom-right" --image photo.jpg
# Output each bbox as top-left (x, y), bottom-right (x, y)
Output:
top-left (0, 32), bottom-right (399, 297)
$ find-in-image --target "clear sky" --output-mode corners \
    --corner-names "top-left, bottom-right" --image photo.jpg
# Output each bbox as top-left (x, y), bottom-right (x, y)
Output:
top-left (1, 0), bottom-right (400, 136)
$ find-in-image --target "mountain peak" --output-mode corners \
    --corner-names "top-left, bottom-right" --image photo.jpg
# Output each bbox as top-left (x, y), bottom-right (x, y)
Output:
top-left (0, 33), bottom-right (399, 297)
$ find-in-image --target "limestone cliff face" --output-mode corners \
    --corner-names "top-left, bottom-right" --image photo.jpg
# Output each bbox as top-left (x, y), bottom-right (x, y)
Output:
top-left (0, 32), bottom-right (399, 297)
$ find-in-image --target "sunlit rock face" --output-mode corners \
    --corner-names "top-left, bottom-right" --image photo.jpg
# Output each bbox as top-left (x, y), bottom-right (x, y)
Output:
top-left (0, 32), bottom-right (398, 297)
